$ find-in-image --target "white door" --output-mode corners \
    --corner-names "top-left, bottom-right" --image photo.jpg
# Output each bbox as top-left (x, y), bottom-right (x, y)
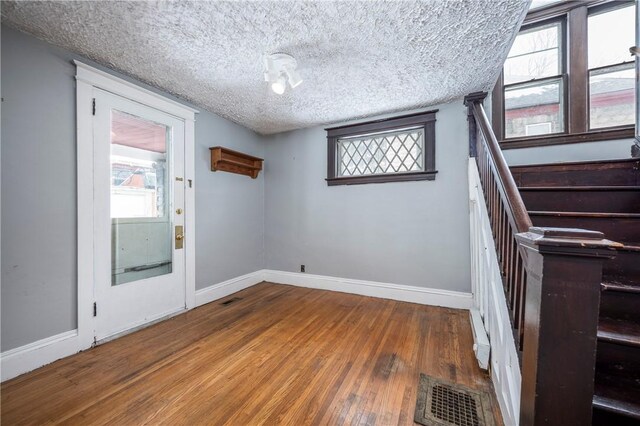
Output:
top-left (93, 89), bottom-right (186, 341)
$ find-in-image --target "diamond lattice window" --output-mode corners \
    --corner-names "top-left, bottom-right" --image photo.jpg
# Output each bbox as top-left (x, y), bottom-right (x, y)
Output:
top-left (326, 110), bottom-right (437, 185)
top-left (337, 127), bottom-right (425, 177)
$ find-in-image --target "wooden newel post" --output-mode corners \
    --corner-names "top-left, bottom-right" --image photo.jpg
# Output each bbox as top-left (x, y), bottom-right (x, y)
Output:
top-left (463, 92), bottom-right (487, 158)
top-left (515, 227), bottom-right (620, 426)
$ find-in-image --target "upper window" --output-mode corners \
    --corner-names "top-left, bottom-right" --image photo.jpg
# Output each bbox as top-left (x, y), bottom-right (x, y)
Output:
top-left (326, 111), bottom-right (437, 185)
top-left (588, 4), bottom-right (635, 129)
top-left (493, 0), bottom-right (636, 147)
top-left (529, 0), bottom-right (562, 10)
top-left (504, 21), bottom-right (565, 138)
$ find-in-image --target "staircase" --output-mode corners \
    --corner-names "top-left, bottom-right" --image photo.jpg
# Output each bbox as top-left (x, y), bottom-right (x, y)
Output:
top-left (510, 158), bottom-right (640, 425)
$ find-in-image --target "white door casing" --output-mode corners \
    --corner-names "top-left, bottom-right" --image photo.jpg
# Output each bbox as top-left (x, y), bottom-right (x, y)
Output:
top-left (76, 61), bottom-right (197, 348)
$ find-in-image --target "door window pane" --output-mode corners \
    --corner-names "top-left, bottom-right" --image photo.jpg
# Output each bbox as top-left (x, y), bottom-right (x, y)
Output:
top-left (111, 110), bottom-right (168, 218)
top-left (588, 5), bottom-right (635, 69)
top-left (110, 110), bottom-right (173, 286)
top-left (589, 65), bottom-right (635, 129)
top-left (505, 78), bottom-right (564, 138)
top-left (504, 22), bottom-right (561, 85)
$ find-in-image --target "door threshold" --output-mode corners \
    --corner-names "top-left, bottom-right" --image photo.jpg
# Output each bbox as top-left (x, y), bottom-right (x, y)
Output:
top-left (96, 306), bottom-right (186, 345)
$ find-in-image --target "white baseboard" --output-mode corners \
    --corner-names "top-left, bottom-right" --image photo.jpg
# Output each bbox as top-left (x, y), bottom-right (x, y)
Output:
top-left (195, 271), bottom-right (265, 307)
top-left (1, 330), bottom-right (81, 382)
top-left (1, 271), bottom-right (263, 383)
top-left (469, 309), bottom-right (490, 370)
top-left (262, 270), bottom-right (473, 309)
top-left (2, 270), bottom-right (470, 383)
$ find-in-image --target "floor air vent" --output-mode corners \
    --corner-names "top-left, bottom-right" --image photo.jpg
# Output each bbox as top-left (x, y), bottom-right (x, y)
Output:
top-left (220, 297), bottom-right (242, 306)
top-left (414, 374), bottom-right (495, 426)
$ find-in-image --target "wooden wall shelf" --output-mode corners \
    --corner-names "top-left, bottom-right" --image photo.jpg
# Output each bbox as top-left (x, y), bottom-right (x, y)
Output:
top-left (209, 146), bottom-right (263, 179)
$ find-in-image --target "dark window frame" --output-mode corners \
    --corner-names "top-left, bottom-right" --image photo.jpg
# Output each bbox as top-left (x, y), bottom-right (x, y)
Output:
top-left (503, 17), bottom-right (568, 139)
top-left (326, 110), bottom-right (438, 186)
top-left (492, 0), bottom-right (635, 150)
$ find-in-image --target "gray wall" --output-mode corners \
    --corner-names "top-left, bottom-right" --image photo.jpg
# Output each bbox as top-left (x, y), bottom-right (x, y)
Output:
top-left (263, 100), bottom-right (472, 292)
top-left (1, 26), bottom-right (264, 351)
top-left (194, 109), bottom-right (264, 289)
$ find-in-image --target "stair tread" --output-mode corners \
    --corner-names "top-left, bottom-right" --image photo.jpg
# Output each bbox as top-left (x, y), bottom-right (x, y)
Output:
top-left (519, 186), bottom-right (640, 191)
top-left (593, 373), bottom-right (640, 420)
top-left (602, 281), bottom-right (640, 293)
top-left (598, 317), bottom-right (640, 347)
top-left (602, 242), bottom-right (640, 252)
top-left (529, 211), bottom-right (640, 218)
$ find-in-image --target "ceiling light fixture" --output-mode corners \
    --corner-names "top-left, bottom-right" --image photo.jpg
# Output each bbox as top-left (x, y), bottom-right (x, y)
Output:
top-left (263, 53), bottom-right (303, 95)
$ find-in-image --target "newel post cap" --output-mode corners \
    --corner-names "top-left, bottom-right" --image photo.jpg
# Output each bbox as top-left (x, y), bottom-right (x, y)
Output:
top-left (463, 91), bottom-right (487, 107)
top-left (515, 227), bottom-right (621, 258)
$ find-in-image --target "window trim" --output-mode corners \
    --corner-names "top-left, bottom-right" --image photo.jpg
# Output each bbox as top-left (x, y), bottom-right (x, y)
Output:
top-left (492, 0), bottom-right (636, 149)
top-left (325, 110), bottom-right (438, 186)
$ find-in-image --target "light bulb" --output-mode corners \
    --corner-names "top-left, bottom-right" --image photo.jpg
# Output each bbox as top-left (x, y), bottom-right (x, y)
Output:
top-left (285, 69), bottom-right (303, 89)
top-left (271, 75), bottom-right (286, 95)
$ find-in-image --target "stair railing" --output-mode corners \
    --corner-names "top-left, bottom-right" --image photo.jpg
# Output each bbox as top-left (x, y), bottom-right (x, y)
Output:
top-left (465, 92), bottom-right (532, 350)
top-left (464, 92), bottom-right (620, 426)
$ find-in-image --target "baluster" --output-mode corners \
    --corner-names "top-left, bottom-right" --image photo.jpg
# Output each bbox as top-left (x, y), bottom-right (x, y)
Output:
top-left (484, 151), bottom-right (490, 192)
top-left (492, 175), bottom-right (497, 225)
top-left (510, 233), bottom-right (518, 310)
top-left (482, 149), bottom-right (488, 189)
top-left (501, 206), bottom-right (507, 274)
top-left (518, 260), bottom-right (526, 350)
top-left (497, 203), bottom-right (504, 263)
top-left (502, 209), bottom-right (511, 301)
top-left (502, 208), bottom-right (508, 275)
top-left (512, 247), bottom-right (521, 329)
top-left (495, 185), bottom-right (500, 247)
top-left (506, 227), bottom-right (515, 308)
top-left (489, 173), bottom-right (495, 227)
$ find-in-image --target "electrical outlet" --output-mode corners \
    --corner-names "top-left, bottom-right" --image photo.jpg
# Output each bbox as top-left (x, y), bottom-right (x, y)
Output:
top-left (300, 265), bottom-right (305, 273)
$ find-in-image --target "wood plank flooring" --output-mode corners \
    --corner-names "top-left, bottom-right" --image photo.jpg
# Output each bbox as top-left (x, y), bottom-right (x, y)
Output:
top-left (1, 282), bottom-right (502, 425)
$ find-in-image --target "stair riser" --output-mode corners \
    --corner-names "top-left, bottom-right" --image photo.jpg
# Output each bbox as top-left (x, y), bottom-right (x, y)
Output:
top-left (596, 341), bottom-right (640, 378)
top-left (512, 160), bottom-right (640, 187)
top-left (601, 291), bottom-right (640, 323)
top-left (521, 190), bottom-right (640, 214)
top-left (603, 251), bottom-right (640, 286)
top-left (530, 215), bottom-right (640, 244)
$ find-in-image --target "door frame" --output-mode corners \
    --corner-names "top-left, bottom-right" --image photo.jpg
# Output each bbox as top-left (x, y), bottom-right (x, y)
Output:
top-left (75, 60), bottom-right (197, 349)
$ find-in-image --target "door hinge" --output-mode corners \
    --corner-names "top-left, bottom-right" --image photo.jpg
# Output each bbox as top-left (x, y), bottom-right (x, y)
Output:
top-left (93, 302), bottom-right (97, 317)
top-left (92, 98), bottom-right (96, 116)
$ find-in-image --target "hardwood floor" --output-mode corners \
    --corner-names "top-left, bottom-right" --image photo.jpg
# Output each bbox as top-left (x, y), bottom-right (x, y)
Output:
top-left (1, 282), bottom-right (502, 425)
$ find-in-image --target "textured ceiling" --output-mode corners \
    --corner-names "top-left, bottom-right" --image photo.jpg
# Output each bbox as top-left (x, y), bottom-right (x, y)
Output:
top-left (2, 1), bottom-right (529, 134)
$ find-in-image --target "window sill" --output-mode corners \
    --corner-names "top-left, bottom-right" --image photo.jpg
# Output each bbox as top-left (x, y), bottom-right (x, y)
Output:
top-left (499, 127), bottom-right (635, 150)
top-left (326, 171), bottom-right (437, 186)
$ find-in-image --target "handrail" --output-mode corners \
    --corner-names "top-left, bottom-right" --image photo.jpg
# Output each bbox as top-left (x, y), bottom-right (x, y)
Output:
top-left (469, 102), bottom-right (532, 233)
